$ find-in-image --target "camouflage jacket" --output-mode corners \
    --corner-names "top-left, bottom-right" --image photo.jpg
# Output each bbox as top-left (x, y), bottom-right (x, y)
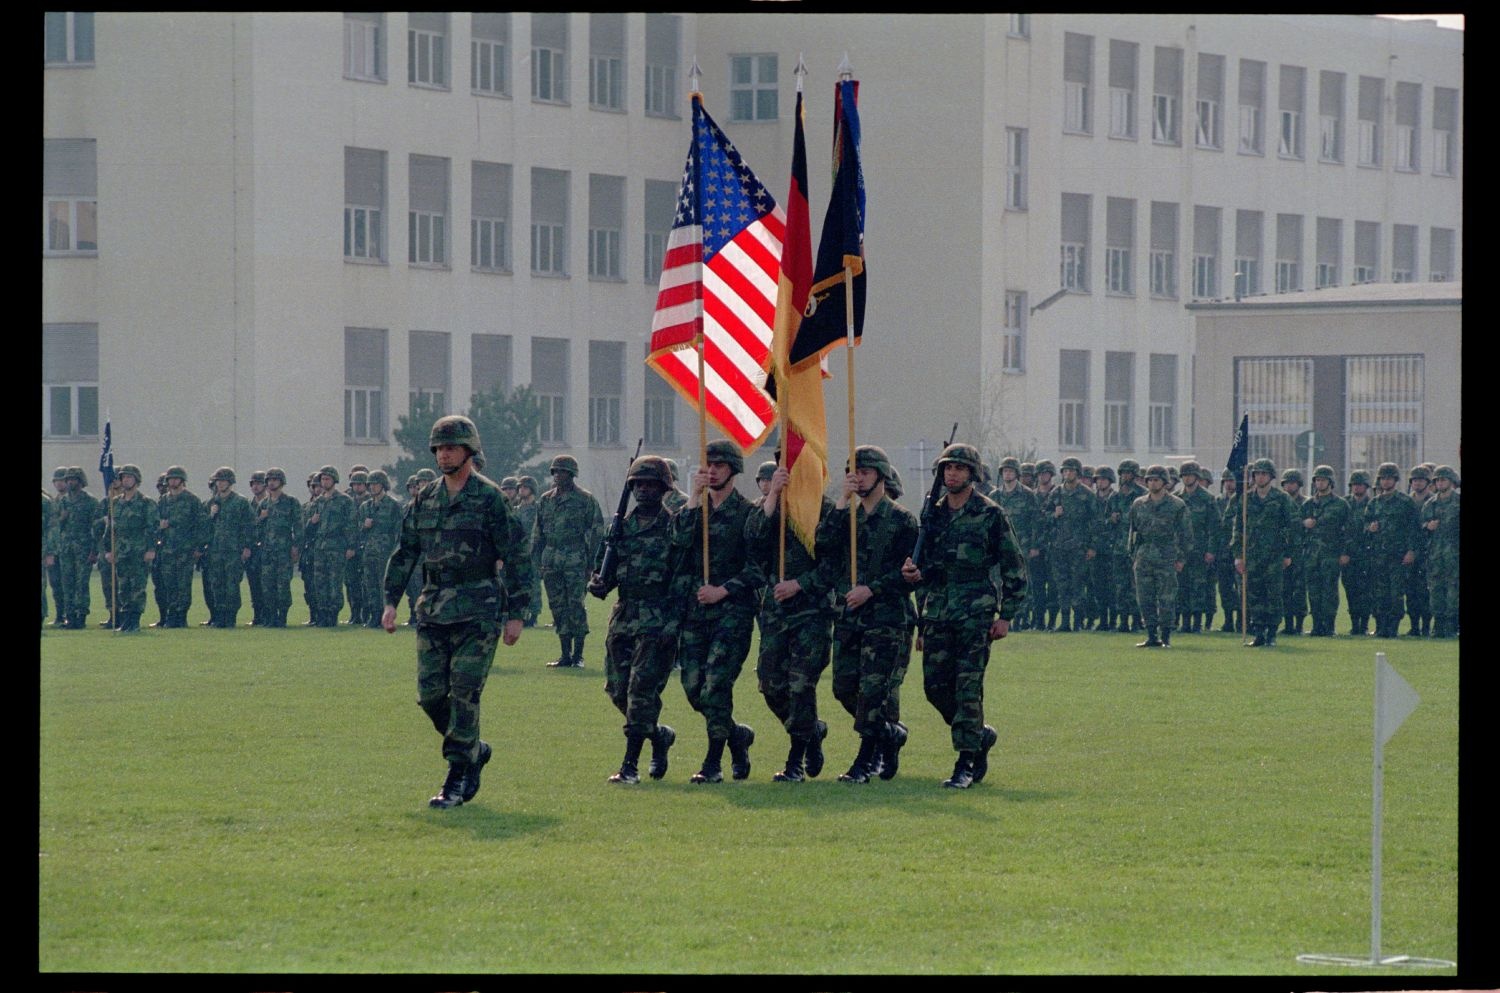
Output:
top-left (911, 490), bottom-right (1028, 624)
top-left (663, 487), bottom-right (690, 514)
top-left (1230, 486), bottom-right (1297, 563)
top-left (1040, 481), bottom-right (1099, 551)
top-left (670, 487), bottom-right (761, 618)
top-left (308, 490), bottom-right (356, 555)
top-left (592, 506), bottom-right (686, 637)
top-left (55, 489), bottom-right (100, 551)
top-left (1215, 491), bottom-right (1240, 558)
top-left (512, 499), bottom-right (539, 561)
top-left (1178, 486), bottom-right (1218, 558)
top-left (1344, 494), bottom-right (1372, 558)
top-left (1300, 493), bottom-right (1352, 561)
top-left (97, 492), bottom-right (157, 559)
top-left (383, 471), bottom-right (533, 625)
top-left (1420, 491), bottom-right (1459, 568)
top-left (359, 492), bottom-right (404, 557)
top-left (1127, 492), bottom-right (1192, 564)
top-left (257, 492), bottom-right (302, 552)
top-left (814, 495), bottom-right (918, 629)
top-left (205, 491), bottom-right (256, 556)
top-left (745, 495), bottom-right (836, 620)
top-left (990, 482), bottom-right (1042, 553)
top-left (42, 492), bottom-right (55, 559)
top-left (533, 485), bottom-right (606, 572)
top-left (156, 488), bottom-right (205, 554)
top-left (1364, 489), bottom-right (1417, 559)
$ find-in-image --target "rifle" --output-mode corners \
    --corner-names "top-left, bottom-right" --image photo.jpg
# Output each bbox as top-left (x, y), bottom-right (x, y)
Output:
top-left (910, 423), bottom-right (960, 570)
top-left (588, 438), bottom-right (644, 597)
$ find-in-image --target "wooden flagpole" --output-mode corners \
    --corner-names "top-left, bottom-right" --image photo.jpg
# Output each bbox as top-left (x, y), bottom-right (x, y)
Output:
top-left (1240, 464), bottom-right (1250, 643)
top-left (688, 66), bottom-right (710, 586)
top-left (845, 265), bottom-right (857, 586)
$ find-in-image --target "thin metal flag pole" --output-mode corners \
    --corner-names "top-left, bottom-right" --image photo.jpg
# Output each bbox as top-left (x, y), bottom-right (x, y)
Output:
top-left (838, 54), bottom-right (857, 587)
top-left (1240, 464), bottom-right (1249, 644)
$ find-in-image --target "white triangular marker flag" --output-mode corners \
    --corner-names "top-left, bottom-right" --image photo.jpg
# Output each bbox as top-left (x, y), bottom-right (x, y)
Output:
top-left (1376, 653), bottom-right (1419, 746)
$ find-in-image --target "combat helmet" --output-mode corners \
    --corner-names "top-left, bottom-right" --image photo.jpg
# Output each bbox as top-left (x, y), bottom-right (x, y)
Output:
top-left (549, 454), bottom-right (580, 476)
top-left (998, 456), bottom-right (1021, 474)
top-left (851, 445), bottom-right (897, 487)
top-left (1250, 457), bottom-right (1277, 476)
top-left (664, 458), bottom-right (681, 482)
top-left (248, 470), bottom-right (267, 485)
top-left (627, 455), bottom-right (673, 486)
top-left (66, 466), bottom-right (88, 487)
top-left (52, 466), bottom-right (69, 483)
top-left (117, 464), bottom-right (143, 484)
top-left (265, 467), bottom-right (287, 484)
top-left (367, 469), bottom-right (391, 489)
top-left (415, 468), bottom-right (438, 483)
top-left (1019, 461), bottom-right (1037, 478)
top-left (935, 443), bottom-right (983, 474)
top-left (317, 464), bottom-right (340, 484)
top-left (756, 460), bottom-right (778, 483)
top-left (429, 415), bottom-right (481, 456)
top-left (1117, 459), bottom-right (1141, 477)
top-left (1220, 467), bottom-right (1236, 481)
top-left (1349, 469), bottom-right (1372, 488)
top-left (1178, 460), bottom-right (1203, 480)
top-left (1093, 465), bottom-right (1116, 483)
top-left (1376, 462), bottom-right (1401, 480)
top-left (1034, 459), bottom-right (1057, 477)
top-left (518, 475), bottom-right (540, 494)
top-left (1311, 465), bottom-right (1337, 483)
top-left (348, 469), bottom-right (369, 486)
top-left (886, 465), bottom-right (905, 500)
top-left (1408, 465), bottom-right (1432, 482)
top-left (1059, 456), bottom-right (1084, 474)
top-left (1281, 468), bottom-right (1304, 486)
top-left (1433, 465), bottom-right (1459, 485)
top-left (1144, 464), bottom-right (1169, 482)
top-left (500, 476), bottom-right (519, 490)
top-left (704, 439), bottom-right (745, 475)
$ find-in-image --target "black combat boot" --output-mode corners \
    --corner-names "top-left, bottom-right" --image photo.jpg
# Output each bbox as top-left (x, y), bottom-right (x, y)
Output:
top-left (1265, 625), bottom-right (1278, 646)
top-left (878, 722), bottom-right (908, 781)
top-left (1220, 611), bottom-right (1235, 633)
top-left (1055, 610), bottom-right (1073, 633)
top-left (648, 724), bottom-right (675, 780)
top-left (838, 736), bottom-right (877, 784)
top-left (1294, 615), bottom-right (1305, 634)
top-left (547, 635), bottom-right (573, 667)
top-left (1160, 627), bottom-right (1171, 647)
top-left (429, 759), bottom-right (470, 808)
top-left (690, 737), bottom-right (727, 783)
top-left (1136, 627), bottom-right (1161, 648)
top-left (1248, 626), bottom-right (1267, 647)
top-left (610, 735), bottom-right (644, 784)
top-left (803, 720), bottom-right (828, 778)
top-left (772, 737), bottom-right (807, 782)
top-left (462, 741), bottom-right (493, 801)
top-left (728, 723), bottom-right (755, 780)
top-left (943, 752), bottom-right (977, 789)
top-left (570, 636), bottom-right (587, 668)
top-left (971, 725), bottom-right (999, 784)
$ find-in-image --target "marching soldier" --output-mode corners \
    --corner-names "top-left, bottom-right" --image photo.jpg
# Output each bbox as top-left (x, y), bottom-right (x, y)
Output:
top-left (245, 470), bottom-right (268, 625)
top-left (345, 468), bottom-right (371, 625)
top-left (1031, 459), bottom-right (1058, 629)
top-left (534, 454), bottom-right (605, 667)
top-left (1094, 465), bottom-right (1132, 633)
top-left (203, 467), bottom-right (255, 628)
top-left (46, 467), bottom-right (69, 627)
top-left (1127, 465), bottom-right (1191, 648)
top-left (1300, 465), bottom-right (1351, 637)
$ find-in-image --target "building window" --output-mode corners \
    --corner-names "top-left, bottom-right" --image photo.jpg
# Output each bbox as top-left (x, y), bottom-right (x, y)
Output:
top-left (471, 161), bottom-right (511, 272)
top-left (42, 323), bottom-right (98, 438)
top-left (587, 173), bottom-right (624, 280)
top-left (531, 167), bottom-right (569, 276)
top-left (1235, 357), bottom-right (1313, 471)
top-left (1353, 220), bottom-right (1378, 284)
top-left (1429, 227), bottom-right (1454, 283)
top-left (1196, 53), bottom-right (1224, 149)
top-left (588, 340), bottom-right (624, 446)
top-left (408, 330), bottom-right (450, 415)
top-left (1103, 351), bottom-right (1133, 450)
top-left (407, 13), bottom-right (448, 88)
top-left (1005, 127), bottom-right (1027, 210)
top-left (644, 178), bottom-right (676, 284)
top-left (344, 327), bottom-right (387, 442)
top-left (730, 54), bottom-right (778, 122)
top-left (1152, 47), bottom-right (1182, 145)
top-left (43, 138), bottom-right (97, 255)
top-left (589, 13), bottom-right (624, 111)
top-left (1319, 70), bottom-right (1345, 162)
top-left (1315, 217), bottom-right (1341, 289)
top-left (1149, 353), bottom-right (1177, 452)
top-left (344, 147), bottom-right (385, 262)
top-left (1002, 290), bottom-right (1026, 373)
top-left (1008, 14), bottom-right (1030, 38)
top-left (343, 12), bottom-right (384, 81)
top-left (1278, 65), bottom-right (1305, 159)
top-left (1108, 40), bottom-right (1137, 139)
top-left (643, 342), bottom-right (677, 446)
top-left (644, 14), bottom-right (680, 117)
top-left (531, 12), bottom-right (568, 104)
top-left (1432, 87), bottom-right (1457, 177)
top-left (1105, 197), bottom-right (1133, 296)
top-left (44, 11), bottom-right (93, 65)
top-left (1391, 224), bottom-right (1417, 282)
top-left (1149, 201), bottom-right (1177, 299)
top-left (1238, 59), bottom-right (1265, 154)
top-left (1060, 193), bottom-right (1090, 292)
top-left (472, 334), bottom-right (513, 397)
top-left (1275, 213), bottom-right (1302, 292)
top-left (1235, 209), bottom-right (1263, 298)
top-left (408, 155), bottom-right (449, 266)
top-left (1063, 33), bottom-right (1092, 134)
top-left (1394, 81), bottom-right (1421, 172)
top-left (1345, 355), bottom-right (1422, 473)
top-left (471, 12), bottom-right (510, 97)
top-left (1192, 205), bottom-right (1220, 300)
top-left (1357, 75), bottom-right (1382, 167)
top-left (532, 337), bottom-right (570, 445)
top-left (1058, 349), bottom-right (1089, 450)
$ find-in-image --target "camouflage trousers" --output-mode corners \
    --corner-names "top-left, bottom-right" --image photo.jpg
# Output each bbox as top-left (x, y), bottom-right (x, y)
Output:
top-left (58, 547), bottom-right (92, 620)
top-left (105, 557), bottom-right (149, 617)
top-left (1370, 555), bottom-right (1410, 629)
top-left (1426, 557), bottom-right (1458, 622)
top-left (1048, 545), bottom-right (1088, 613)
top-left (311, 548), bottom-right (347, 618)
top-left (300, 554), bottom-right (316, 611)
top-left (345, 551), bottom-right (365, 620)
top-left (97, 558), bottom-right (114, 617)
top-left (603, 613), bottom-right (677, 738)
top-left (1027, 550), bottom-right (1053, 624)
top-left (1216, 557), bottom-right (1241, 619)
top-left (1100, 550), bottom-right (1136, 617)
top-left (677, 609), bottom-right (754, 741)
top-left (1179, 557), bottom-right (1215, 613)
top-left (415, 618), bottom-right (501, 765)
top-left (205, 552), bottom-right (245, 620)
top-left (1404, 559), bottom-right (1430, 618)
top-left (405, 567), bottom-right (422, 620)
top-left (47, 560), bottom-right (64, 622)
top-left (1242, 557), bottom-right (1285, 633)
top-left (541, 566), bottom-right (589, 638)
top-left (1306, 556), bottom-right (1343, 629)
top-left (1341, 556), bottom-right (1373, 620)
top-left (1133, 556), bottom-right (1180, 630)
top-left (920, 617), bottom-right (994, 753)
top-left (257, 548), bottom-right (295, 614)
top-left (157, 548), bottom-right (196, 617)
top-left (245, 550), bottom-right (263, 619)
top-left (1282, 558), bottom-right (1307, 618)
top-left (362, 546), bottom-right (396, 623)
top-left (755, 607), bottom-right (832, 739)
top-left (830, 618), bottom-right (909, 739)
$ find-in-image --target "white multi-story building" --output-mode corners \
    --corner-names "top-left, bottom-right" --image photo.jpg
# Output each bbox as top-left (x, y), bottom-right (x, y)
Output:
top-left (43, 13), bottom-right (1461, 499)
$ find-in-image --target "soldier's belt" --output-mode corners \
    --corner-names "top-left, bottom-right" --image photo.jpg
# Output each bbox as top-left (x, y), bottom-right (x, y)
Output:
top-left (424, 564), bottom-right (497, 585)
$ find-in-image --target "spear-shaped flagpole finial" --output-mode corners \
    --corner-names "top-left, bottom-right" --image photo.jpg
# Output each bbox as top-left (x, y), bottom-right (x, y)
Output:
top-left (837, 52), bottom-right (853, 81)
top-left (795, 51), bottom-right (808, 93)
top-left (688, 56), bottom-right (702, 96)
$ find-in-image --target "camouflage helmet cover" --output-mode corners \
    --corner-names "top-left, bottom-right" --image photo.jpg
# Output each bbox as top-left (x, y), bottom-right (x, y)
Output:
top-left (704, 439), bottom-right (745, 475)
top-left (1035, 459), bottom-right (1056, 476)
top-left (65, 466), bottom-right (87, 486)
top-left (248, 470), bottom-right (267, 484)
top-left (318, 465), bottom-right (340, 484)
top-left (348, 464), bottom-right (369, 474)
top-left (664, 458), bottom-right (680, 481)
top-left (852, 445), bottom-right (896, 485)
top-left (1281, 468), bottom-right (1304, 485)
top-left (1118, 459), bottom-right (1141, 476)
top-left (52, 466), bottom-right (69, 481)
top-left (1093, 465), bottom-right (1116, 483)
top-left (1312, 465), bottom-right (1337, 482)
top-left (1220, 467), bottom-right (1236, 480)
top-left (1408, 465), bottom-right (1431, 481)
top-left (428, 415), bottom-right (482, 454)
top-left (1080, 465), bottom-right (1095, 479)
top-left (1349, 469), bottom-right (1372, 487)
top-left (500, 476), bottom-right (519, 489)
top-left (756, 460), bottom-right (778, 482)
top-left (1019, 461), bottom-right (1037, 476)
top-left (348, 469), bottom-right (369, 484)
top-left (165, 465), bottom-right (188, 482)
top-left (934, 443), bottom-right (983, 473)
top-left (1433, 465), bottom-right (1459, 484)
top-left (117, 464), bottom-right (143, 482)
top-left (549, 454), bottom-right (580, 476)
top-left (265, 467), bottom-right (287, 484)
top-left (1143, 464), bottom-right (1169, 482)
top-left (518, 475), bottom-right (540, 493)
top-left (1178, 460), bottom-right (1203, 479)
top-left (415, 467), bottom-right (438, 482)
top-left (1250, 457), bottom-right (1277, 476)
top-left (885, 466), bottom-right (905, 500)
top-left (1059, 456), bottom-right (1084, 473)
top-left (405, 474), bottom-right (421, 488)
top-left (998, 456), bottom-right (1021, 473)
top-left (367, 469), bottom-right (391, 489)
top-left (627, 455), bottom-right (673, 486)
top-left (1376, 462), bottom-right (1401, 480)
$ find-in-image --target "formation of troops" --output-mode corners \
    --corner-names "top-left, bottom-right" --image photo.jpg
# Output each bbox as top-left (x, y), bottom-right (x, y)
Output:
top-left (41, 431), bottom-right (1460, 804)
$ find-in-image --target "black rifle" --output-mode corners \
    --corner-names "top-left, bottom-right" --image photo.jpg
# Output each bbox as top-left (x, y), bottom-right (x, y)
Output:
top-left (588, 438), bottom-right (644, 597)
top-left (910, 423), bottom-right (960, 570)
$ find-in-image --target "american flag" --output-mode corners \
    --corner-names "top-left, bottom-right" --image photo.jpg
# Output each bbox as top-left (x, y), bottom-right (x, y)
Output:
top-left (647, 94), bottom-right (783, 453)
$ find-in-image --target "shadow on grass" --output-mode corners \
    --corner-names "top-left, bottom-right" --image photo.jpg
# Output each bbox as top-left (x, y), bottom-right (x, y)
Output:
top-left (403, 805), bottom-right (560, 840)
top-left (641, 776), bottom-right (1070, 821)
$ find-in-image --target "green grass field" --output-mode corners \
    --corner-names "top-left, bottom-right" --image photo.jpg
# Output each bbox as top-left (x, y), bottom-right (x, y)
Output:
top-left (39, 577), bottom-right (1459, 976)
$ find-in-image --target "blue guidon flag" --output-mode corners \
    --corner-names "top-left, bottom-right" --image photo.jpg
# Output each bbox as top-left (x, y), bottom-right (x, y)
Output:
top-left (1226, 413), bottom-right (1250, 477)
top-left (647, 94), bottom-right (784, 453)
top-left (98, 419), bottom-right (115, 490)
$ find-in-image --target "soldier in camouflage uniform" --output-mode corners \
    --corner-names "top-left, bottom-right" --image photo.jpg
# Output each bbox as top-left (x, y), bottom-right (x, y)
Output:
top-left (1177, 462), bottom-right (1219, 633)
top-left (382, 415), bottom-right (531, 809)
top-left (1127, 465), bottom-right (1191, 648)
top-left (1277, 469), bottom-right (1308, 635)
top-left (1111, 460), bottom-right (1148, 632)
top-left (747, 461), bottom-right (836, 783)
top-left (91, 481), bottom-right (119, 627)
top-left (1342, 469), bottom-right (1375, 635)
top-left (499, 476), bottom-right (520, 507)
top-left (1403, 465), bottom-right (1434, 636)
top-left (307, 465), bottom-right (356, 626)
top-left (1215, 468), bottom-right (1242, 632)
top-left (201, 467), bottom-right (256, 628)
top-left (586, 455), bottom-right (686, 784)
top-left (1030, 459), bottom-right (1058, 629)
top-left (662, 458), bottom-right (689, 514)
top-left (900, 443), bottom-right (1027, 789)
top-left (46, 468), bottom-right (69, 627)
top-left (96, 465), bottom-right (156, 632)
top-left (1039, 457), bottom-right (1097, 632)
top-left (513, 475), bottom-right (542, 627)
top-left (1231, 458), bottom-right (1297, 647)
top-left (671, 439), bottom-right (762, 783)
top-left (1300, 465), bottom-right (1352, 637)
top-left (1421, 465), bottom-right (1460, 638)
top-left (298, 473), bottom-right (321, 623)
top-left (359, 470), bottom-right (403, 629)
top-left (244, 471), bottom-right (268, 625)
top-left (343, 468), bottom-right (371, 625)
top-left (816, 446), bottom-right (918, 784)
top-left (255, 468), bottom-right (301, 627)
top-left (1093, 465), bottom-right (1132, 632)
top-left (1364, 462), bottom-right (1418, 638)
top-left (153, 466), bottom-right (204, 628)
top-left (534, 454), bottom-right (605, 667)
top-left (991, 457), bottom-right (1041, 632)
